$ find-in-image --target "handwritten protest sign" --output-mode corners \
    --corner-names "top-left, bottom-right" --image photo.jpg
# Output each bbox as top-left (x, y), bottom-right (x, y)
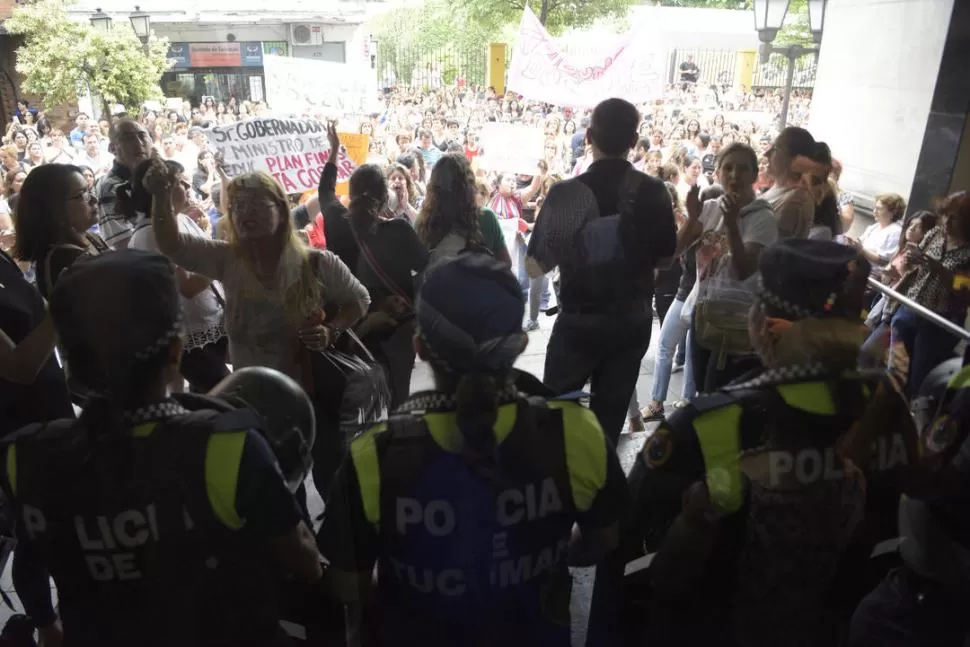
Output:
top-left (507, 7), bottom-right (665, 107)
top-left (207, 117), bottom-right (369, 195)
top-left (477, 123), bottom-right (545, 175)
top-left (333, 132), bottom-right (369, 197)
top-left (263, 54), bottom-right (379, 116)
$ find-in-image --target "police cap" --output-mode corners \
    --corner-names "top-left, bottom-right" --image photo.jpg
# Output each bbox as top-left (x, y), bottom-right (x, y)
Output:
top-left (49, 249), bottom-right (181, 394)
top-left (758, 239), bottom-right (869, 321)
top-left (416, 253), bottom-right (525, 375)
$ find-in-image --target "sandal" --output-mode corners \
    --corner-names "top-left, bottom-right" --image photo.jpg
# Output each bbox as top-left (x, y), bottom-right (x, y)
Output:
top-left (628, 415), bottom-right (645, 432)
top-left (640, 404), bottom-right (665, 422)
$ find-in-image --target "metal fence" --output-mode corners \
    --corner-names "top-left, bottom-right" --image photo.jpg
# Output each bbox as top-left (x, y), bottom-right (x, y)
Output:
top-left (667, 48), bottom-right (817, 90)
top-left (377, 45), bottom-right (817, 92)
top-left (376, 45), bottom-right (492, 90)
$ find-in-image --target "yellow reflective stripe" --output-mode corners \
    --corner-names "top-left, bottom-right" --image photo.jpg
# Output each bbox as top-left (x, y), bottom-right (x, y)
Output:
top-left (6, 445), bottom-right (16, 497)
top-left (205, 431), bottom-right (247, 530)
top-left (948, 365), bottom-right (970, 390)
top-left (549, 401), bottom-right (606, 513)
top-left (351, 423), bottom-right (386, 527)
top-left (132, 422), bottom-right (157, 438)
top-left (693, 405), bottom-right (744, 513)
top-left (423, 403), bottom-right (517, 453)
top-left (775, 382), bottom-right (836, 415)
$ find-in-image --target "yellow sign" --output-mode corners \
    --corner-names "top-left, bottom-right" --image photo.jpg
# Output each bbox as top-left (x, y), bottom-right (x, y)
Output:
top-left (336, 132), bottom-right (370, 197)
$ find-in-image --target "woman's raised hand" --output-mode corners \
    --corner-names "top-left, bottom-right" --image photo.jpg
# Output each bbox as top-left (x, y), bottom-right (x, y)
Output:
top-left (327, 121), bottom-right (341, 160)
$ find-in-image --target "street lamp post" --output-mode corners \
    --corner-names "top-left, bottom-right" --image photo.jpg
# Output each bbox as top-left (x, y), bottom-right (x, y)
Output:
top-left (753, 0), bottom-right (827, 129)
top-left (129, 6), bottom-right (151, 55)
top-left (89, 8), bottom-right (112, 32)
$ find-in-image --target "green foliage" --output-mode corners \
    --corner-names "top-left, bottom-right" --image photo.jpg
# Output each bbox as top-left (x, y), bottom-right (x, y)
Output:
top-left (657, 0), bottom-right (752, 8)
top-left (461, 0), bottom-right (639, 33)
top-left (6, 0), bottom-right (170, 112)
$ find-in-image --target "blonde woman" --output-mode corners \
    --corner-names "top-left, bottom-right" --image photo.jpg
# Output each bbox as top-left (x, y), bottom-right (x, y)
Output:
top-left (148, 163), bottom-right (368, 376)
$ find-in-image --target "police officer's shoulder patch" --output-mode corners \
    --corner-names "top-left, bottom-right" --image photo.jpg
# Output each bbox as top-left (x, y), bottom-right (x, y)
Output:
top-left (925, 414), bottom-right (960, 455)
top-left (643, 426), bottom-right (673, 468)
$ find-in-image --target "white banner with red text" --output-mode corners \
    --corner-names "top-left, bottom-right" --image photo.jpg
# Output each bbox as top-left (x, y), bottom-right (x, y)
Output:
top-left (206, 117), bottom-right (367, 195)
top-left (507, 7), bottom-right (666, 108)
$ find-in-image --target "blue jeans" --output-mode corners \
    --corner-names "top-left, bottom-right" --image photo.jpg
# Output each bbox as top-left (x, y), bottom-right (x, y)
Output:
top-left (891, 305), bottom-right (962, 398)
top-left (649, 298), bottom-right (695, 403)
top-left (517, 237), bottom-right (549, 321)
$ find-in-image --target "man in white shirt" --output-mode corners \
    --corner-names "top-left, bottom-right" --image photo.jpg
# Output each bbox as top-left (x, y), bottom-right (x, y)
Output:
top-left (76, 133), bottom-right (114, 179)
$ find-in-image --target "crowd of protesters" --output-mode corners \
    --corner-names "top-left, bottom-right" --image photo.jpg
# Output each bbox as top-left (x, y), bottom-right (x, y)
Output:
top-left (0, 68), bottom-right (968, 647)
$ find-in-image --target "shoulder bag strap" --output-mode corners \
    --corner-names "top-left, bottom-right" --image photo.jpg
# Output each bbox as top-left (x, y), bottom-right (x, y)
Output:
top-left (349, 226), bottom-right (413, 309)
top-left (43, 243), bottom-right (86, 296)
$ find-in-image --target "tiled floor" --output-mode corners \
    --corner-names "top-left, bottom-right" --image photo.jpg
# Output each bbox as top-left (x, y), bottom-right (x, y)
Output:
top-left (0, 313), bottom-right (682, 647)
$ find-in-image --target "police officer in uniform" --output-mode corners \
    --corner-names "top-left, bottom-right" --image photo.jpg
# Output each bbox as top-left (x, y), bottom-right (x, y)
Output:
top-left (319, 253), bottom-right (628, 647)
top-left (589, 239), bottom-right (920, 647)
top-left (1, 250), bottom-right (322, 646)
top-left (849, 346), bottom-right (970, 646)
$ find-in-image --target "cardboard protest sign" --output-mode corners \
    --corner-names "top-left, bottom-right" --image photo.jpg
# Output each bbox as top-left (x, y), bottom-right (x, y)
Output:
top-left (334, 132), bottom-right (370, 197)
top-left (207, 117), bottom-right (369, 195)
top-left (263, 54), bottom-right (379, 116)
top-left (476, 123), bottom-right (545, 176)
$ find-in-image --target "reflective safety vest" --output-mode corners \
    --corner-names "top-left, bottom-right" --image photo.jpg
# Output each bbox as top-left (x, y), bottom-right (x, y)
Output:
top-left (0, 408), bottom-right (280, 647)
top-left (630, 368), bottom-right (920, 645)
top-left (349, 395), bottom-right (608, 647)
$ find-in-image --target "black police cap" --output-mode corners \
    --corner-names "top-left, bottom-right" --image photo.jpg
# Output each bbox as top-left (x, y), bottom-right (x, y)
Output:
top-left (758, 238), bottom-right (870, 320)
top-left (50, 249), bottom-right (181, 382)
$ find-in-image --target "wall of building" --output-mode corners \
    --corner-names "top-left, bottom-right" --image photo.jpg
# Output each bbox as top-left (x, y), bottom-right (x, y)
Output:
top-left (152, 20), bottom-right (371, 66)
top-left (809, 0), bottom-right (955, 201)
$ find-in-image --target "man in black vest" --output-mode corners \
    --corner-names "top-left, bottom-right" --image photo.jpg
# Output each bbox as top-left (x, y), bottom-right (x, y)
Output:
top-left (0, 250), bottom-right (322, 646)
top-left (527, 98), bottom-right (677, 443)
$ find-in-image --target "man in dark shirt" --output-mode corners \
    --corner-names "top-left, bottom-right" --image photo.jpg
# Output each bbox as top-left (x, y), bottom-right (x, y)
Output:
top-left (527, 98), bottom-right (677, 444)
top-left (571, 116), bottom-right (590, 167)
top-left (680, 55), bottom-right (700, 88)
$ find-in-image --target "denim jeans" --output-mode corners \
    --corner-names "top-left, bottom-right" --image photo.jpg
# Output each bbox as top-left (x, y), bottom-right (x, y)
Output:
top-left (517, 237), bottom-right (549, 322)
top-left (891, 305), bottom-right (962, 398)
top-left (650, 298), bottom-right (695, 403)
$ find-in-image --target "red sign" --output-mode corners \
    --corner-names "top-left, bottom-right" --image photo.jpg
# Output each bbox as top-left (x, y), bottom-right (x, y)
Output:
top-left (189, 43), bottom-right (242, 67)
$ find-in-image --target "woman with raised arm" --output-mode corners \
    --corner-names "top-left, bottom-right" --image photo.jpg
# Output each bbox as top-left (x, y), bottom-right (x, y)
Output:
top-left (146, 122), bottom-right (370, 386)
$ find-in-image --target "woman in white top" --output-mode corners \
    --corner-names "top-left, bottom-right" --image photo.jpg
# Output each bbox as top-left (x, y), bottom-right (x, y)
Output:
top-left (121, 158), bottom-right (230, 392)
top-left (667, 142), bottom-right (779, 393)
top-left (845, 192), bottom-right (905, 268)
top-left (677, 155), bottom-right (709, 207)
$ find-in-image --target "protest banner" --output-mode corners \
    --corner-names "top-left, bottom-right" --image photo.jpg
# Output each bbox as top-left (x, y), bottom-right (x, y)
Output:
top-left (507, 7), bottom-right (666, 108)
top-left (206, 117), bottom-right (369, 195)
top-left (262, 55), bottom-right (379, 116)
top-left (333, 132), bottom-right (369, 197)
top-left (476, 123), bottom-right (545, 175)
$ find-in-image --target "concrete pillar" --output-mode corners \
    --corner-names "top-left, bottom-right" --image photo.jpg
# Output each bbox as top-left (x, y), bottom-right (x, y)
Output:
top-left (808, 0), bottom-right (963, 212)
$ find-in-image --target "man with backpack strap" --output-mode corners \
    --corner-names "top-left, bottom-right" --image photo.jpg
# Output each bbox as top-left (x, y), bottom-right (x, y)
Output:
top-left (527, 98), bottom-right (677, 444)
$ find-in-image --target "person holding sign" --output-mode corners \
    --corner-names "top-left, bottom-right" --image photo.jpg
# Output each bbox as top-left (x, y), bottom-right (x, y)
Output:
top-left (487, 166), bottom-right (545, 300)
